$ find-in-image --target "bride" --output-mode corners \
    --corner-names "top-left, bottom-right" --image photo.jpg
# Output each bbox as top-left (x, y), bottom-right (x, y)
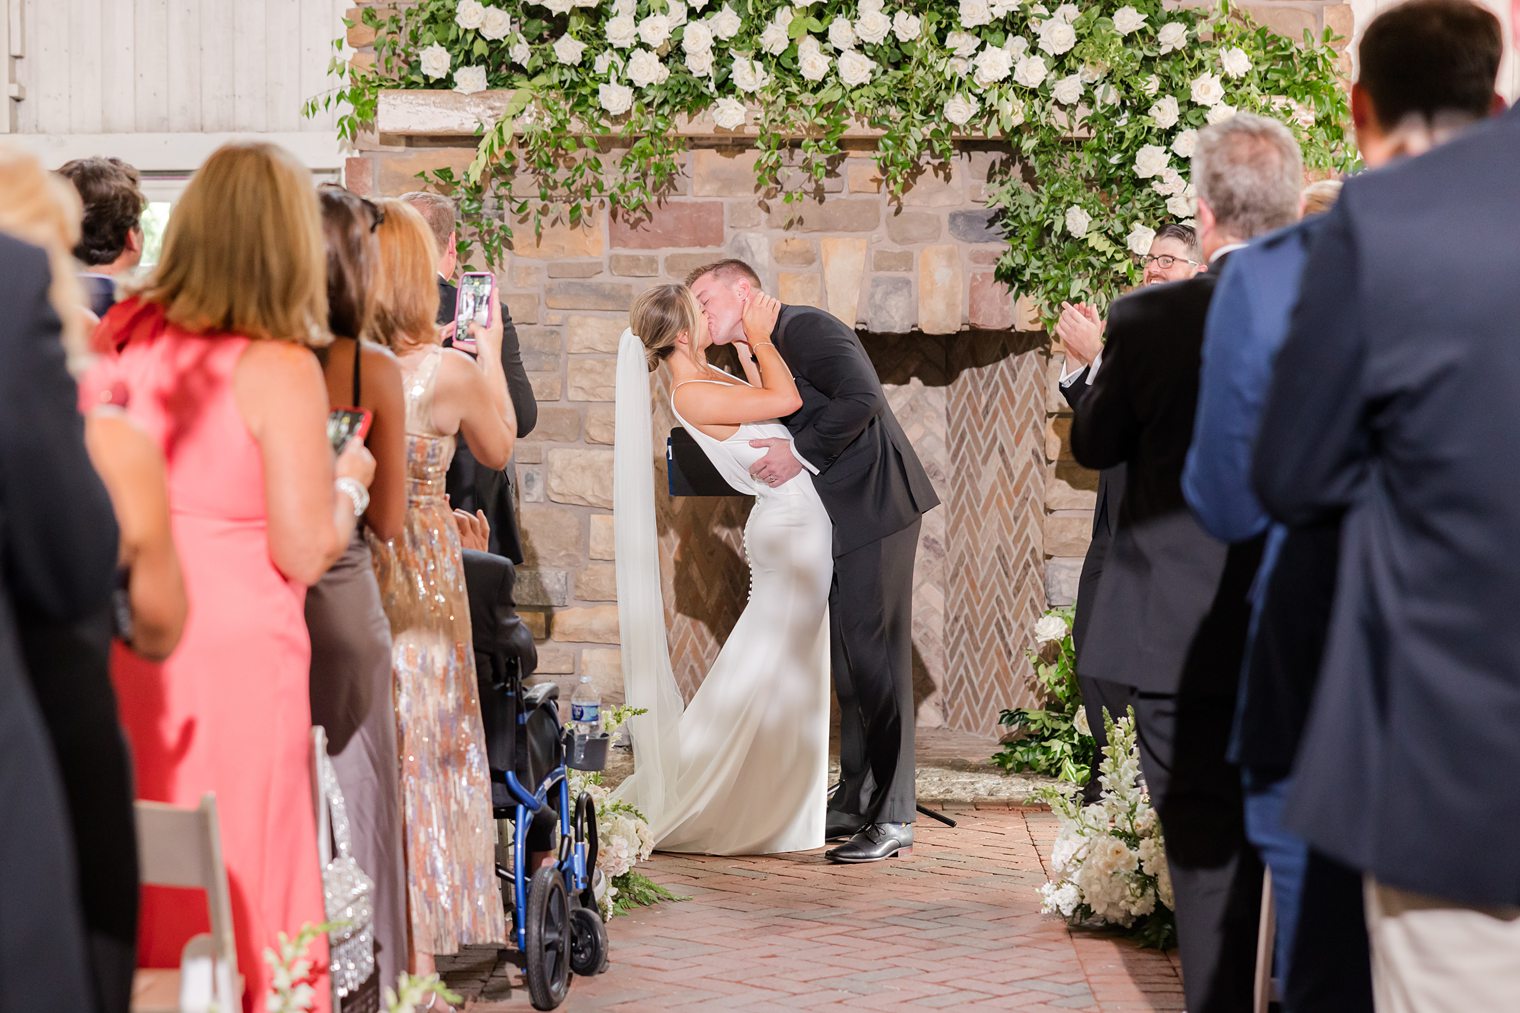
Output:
top-left (610, 284), bottom-right (833, 855)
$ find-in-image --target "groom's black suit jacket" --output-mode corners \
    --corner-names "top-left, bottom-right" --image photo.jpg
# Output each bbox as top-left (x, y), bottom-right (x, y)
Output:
top-left (771, 304), bottom-right (939, 556)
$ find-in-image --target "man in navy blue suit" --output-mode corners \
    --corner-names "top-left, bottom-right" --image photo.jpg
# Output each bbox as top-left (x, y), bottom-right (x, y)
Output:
top-left (56, 157), bottom-right (146, 319)
top-left (1252, 0), bottom-right (1520, 1005)
top-left (1184, 4), bottom-right (1504, 1007)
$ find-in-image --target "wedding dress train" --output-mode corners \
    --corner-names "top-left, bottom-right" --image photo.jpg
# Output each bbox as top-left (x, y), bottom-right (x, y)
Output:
top-left (611, 341), bottom-right (833, 855)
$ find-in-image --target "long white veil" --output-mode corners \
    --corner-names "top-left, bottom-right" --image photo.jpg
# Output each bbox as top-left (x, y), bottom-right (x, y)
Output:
top-left (610, 327), bottom-right (685, 818)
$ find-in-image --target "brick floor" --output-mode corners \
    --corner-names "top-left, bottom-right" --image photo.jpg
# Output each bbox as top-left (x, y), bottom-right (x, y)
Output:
top-left (441, 807), bottom-right (1184, 1011)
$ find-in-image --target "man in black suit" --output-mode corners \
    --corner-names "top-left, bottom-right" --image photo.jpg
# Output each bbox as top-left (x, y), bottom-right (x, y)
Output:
top-left (0, 233), bottom-right (121, 1013)
top-left (1056, 223), bottom-right (1203, 802)
top-left (56, 157), bottom-right (146, 319)
top-left (402, 191), bottom-right (538, 562)
top-left (689, 260), bottom-right (939, 863)
top-left (1071, 114), bottom-right (1302, 1013)
top-left (1254, 8), bottom-right (1520, 1000)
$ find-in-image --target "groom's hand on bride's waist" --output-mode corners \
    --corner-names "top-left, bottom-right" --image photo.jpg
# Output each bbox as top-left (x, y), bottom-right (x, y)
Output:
top-left (749, 438), bottom-right (805, 488)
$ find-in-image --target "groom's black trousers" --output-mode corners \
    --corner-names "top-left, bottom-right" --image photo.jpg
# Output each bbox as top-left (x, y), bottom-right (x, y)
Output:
top-left (829, 519), bottom-right (920, 826)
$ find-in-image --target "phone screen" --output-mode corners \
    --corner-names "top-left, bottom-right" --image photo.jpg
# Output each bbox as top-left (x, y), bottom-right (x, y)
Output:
top-left (327, 407), bottom-right (373, 455)
top-left (453, 273), bottom-right (494, 353)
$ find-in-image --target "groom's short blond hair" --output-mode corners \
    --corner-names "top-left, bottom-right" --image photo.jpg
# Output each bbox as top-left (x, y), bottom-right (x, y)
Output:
top-left (686, 258), bottom-right (760, 289)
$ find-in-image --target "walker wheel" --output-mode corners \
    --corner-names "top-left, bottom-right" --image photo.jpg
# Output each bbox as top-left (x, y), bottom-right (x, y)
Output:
top-left (524, 866), bottom-right (571, 1010)
top-left (569, 906), bottom-right (610, 976)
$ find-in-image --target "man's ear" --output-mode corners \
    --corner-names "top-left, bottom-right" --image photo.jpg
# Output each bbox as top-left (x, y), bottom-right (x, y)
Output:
top-left (1349, 82), bottom-right (1371, 132)
top-left (1491, 91), bottom-right (1509, 117)
top-left (126, 225), bottom-right (143, 254)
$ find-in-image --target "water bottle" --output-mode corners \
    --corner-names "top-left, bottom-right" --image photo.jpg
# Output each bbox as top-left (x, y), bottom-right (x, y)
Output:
top-left (570, 675), bottom-right (601, 741)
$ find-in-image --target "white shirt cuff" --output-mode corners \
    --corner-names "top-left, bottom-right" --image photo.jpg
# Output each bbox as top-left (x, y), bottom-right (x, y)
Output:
top-left (789, 442), bottom-right (820, 476)
top-left (1059, 359), bottom-right (1086, 387)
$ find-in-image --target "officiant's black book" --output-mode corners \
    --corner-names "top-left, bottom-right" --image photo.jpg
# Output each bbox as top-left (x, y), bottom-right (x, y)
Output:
top-left (667, 427), bottom-right (738, 497)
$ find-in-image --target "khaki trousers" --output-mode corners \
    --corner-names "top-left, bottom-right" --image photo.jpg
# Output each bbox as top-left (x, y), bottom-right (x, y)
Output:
top-left (1365, 878), bottom-right (1520, 1013)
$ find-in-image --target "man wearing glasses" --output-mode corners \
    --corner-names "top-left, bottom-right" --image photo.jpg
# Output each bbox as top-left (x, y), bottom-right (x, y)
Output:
top-left (1052, 222), bottom-right (1200, 802)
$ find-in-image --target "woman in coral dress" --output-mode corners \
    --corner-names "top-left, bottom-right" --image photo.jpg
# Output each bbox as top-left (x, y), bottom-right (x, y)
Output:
top-left (99, 142), bottom-right (376, 1013)
top-left (366, 200), bottom-right (516, 1002)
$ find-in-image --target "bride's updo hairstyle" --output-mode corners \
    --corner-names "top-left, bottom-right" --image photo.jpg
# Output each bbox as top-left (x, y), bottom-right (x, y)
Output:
top-left (631, 283), bottom-right (700, 372)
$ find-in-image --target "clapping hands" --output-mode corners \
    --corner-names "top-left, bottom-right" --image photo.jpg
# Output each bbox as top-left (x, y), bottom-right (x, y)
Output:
top-left (1055, 302), bottom-right (1105, 368)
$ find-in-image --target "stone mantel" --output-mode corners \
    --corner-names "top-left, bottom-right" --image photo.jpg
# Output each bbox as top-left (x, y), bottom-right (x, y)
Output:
top-left (375, 89), bottom-right (987, 141)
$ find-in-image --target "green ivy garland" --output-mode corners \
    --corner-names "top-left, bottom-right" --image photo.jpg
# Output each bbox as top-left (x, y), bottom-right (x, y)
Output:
top-left (308, 0), bottom-right (1353, 320)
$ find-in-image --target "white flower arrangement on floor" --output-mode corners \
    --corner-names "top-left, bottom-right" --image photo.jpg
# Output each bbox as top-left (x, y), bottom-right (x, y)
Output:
top-left (1040, 709), bottom-right (1175, 947)
top-left (265, 922), bottom-right (464, 1013)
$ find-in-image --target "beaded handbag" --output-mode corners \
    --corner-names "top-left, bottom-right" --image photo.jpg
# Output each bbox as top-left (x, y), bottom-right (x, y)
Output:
top-left (316, 736), bottom-right (376, 1001)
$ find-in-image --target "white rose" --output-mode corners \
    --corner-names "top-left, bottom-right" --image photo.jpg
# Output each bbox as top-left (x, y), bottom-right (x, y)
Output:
top-left (893, 11), bottom-right (922, 42)
top-left (612, 0), bottom-right (635, 13)
top-left (638, 14), bottom-right (672, 47)
top-left (512, 40), bottom-right (533, 65)
top-left (593, 50), bottom-right (615, 74)
top-left (627, 47), bottom-right (667, 87)
top-left (1206, 102), bottom-right (1237, 125)
top-left (989, 0), bottom-right (1020, 16)
top-left (731, 56), bottom-right (770, 93)
top-left (1112, 5), bottom-right (1145, 35)
top-left (945, 30), bottom-right (980, 58)
top-left (859, 0), bottom-right (884, 12)
top-left (685, 46), bottom-right (714, 76)
top-left (419, 43), bottom-right (451, 79)
top-left (1221, 46), bottom-right (1251, 79)
top-left (687, 0), bottom-right (710, 10)
top-left (480, 7), bottom-right (513, 40)
top-left (948, 56), bottom-right (971, 77)
top-left (1126, 222), bottom-right (1157, 256)
top-left (760, 22), bottom-right (791, 55)
top-left (998, 95), bottom-right (1027, 126)
top-left (959, 0), bottom-right (993, 29)
top-left (709, 4), bottom-right (742, 39)
top-left (1094, 82), bottom-right (1118, 106)
top-left (683, 21), bottom-right (714, 53)
top-left (943, 93), bottom-right (979, 126)
top-left (797, 36), bottom-right (831, 81)
top-left (856, 10), bottom-right (892, 44)
top-left (1172, 128), bottom-right (1198, 158)
top-left (1167, 193), bottom-right (1194, 218)
top-left (1054, 3), bottom-right (1080, 21)
top-left (667, 0), bottom-right (689, 26)
top-left (1005, 34), bottom-right (1030, 58)
top-left (1152, 167), bottom-right (1185, 196)
top-left (553, 34), bottom-right (587, 65)
top-left (1190, 72), bottom-right (1224, 107)
top-left (1142, 74), bottom-right (1160, 97)
top-left (828, 16), bottom-right (856, 50)
top-left (1157, 22), bottom-right (1186, 54)
top-left (1148, 95), bottom-right (1179, 129)
top-left (545, 0), bottom-right (574, 13)
top-left (1073, 705), bottom-right (1091, 737)
top-left (972, 45), bottom-right (1013, 86)
top-left (1037, 18), bottom-right (1077, 56)
top-left (1134, 144), bottom-right (1169, 179)
top-left (453, 64), bottom-right (488, 94)
top-left (1063, 206), bottom-right (1091, 239)
top-left (712, 96), bottom-right (746, 129)
top-left (455, 0), bottom-right (486, 31)
top-left (606, 14), bottom-right (637, 48)
top-left (1013, 54), bottom-right (1048, 88)
top-left (838, 49), bottom-right (876, 88)
top-left (599, 80), bottom-right (634, 115)
top-left (1052, 73), bottom-right (1083, 105)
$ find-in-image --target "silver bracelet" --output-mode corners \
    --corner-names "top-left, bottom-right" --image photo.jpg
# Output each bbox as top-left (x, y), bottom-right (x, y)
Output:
top-left (335, 476), bottom-right (370, 519)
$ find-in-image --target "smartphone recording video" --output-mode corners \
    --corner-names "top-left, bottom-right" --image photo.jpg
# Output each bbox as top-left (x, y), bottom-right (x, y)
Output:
top-left (452, 272), bottom-right (494, 355)
top-left (327, 407), bottom-right (373, 455)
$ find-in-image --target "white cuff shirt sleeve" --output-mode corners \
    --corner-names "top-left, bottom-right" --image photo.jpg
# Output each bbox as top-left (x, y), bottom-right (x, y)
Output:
top-left (789, 442), bottom-right (820, 476)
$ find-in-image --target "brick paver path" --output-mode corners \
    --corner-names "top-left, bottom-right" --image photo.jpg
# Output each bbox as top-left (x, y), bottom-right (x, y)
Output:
top-left (442, 806), bottom-right (1184, 1011)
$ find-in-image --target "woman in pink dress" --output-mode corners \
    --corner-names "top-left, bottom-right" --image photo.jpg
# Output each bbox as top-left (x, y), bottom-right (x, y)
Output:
top-left (96, 142), bottom-right (375, 1013)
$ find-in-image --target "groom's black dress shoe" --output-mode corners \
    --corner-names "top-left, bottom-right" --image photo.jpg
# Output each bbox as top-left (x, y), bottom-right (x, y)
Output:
top-left (826, 809), bottom-right (866, 842)
top-left (825, 822), bottom-right (913, 864)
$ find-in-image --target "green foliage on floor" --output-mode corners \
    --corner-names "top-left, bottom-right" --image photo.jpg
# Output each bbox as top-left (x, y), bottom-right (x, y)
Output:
top-left (993, 606), bottom-right (1097, 785)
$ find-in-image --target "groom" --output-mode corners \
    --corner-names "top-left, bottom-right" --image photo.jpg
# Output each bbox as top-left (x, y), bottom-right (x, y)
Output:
top-left (688, 260), bottom-right (940, 863)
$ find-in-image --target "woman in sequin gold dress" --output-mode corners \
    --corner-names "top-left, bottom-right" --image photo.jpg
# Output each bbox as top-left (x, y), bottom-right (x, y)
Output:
top-left (366, 199), bottom-right (516, 1001)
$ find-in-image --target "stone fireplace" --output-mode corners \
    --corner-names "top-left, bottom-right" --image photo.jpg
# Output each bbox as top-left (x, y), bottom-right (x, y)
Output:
top-left (342, 44), bottom-right (1325, 731)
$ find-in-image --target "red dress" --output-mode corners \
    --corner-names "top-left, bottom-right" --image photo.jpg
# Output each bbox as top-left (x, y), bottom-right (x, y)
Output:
top-left (98, 301), bottom-right (330, 1012)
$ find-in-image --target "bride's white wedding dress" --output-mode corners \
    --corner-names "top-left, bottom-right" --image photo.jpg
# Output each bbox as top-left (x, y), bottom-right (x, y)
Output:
top-left (611, 365), bottom-right (833, 855)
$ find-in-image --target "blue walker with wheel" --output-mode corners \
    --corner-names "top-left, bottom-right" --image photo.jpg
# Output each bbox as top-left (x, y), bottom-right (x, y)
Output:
top-left (482, 663), bottom-right (612, 1009)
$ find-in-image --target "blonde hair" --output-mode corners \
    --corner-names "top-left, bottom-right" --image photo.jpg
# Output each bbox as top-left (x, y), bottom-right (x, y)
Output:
top-left (630, 284), bottom-right (700, 372)
top-left (0, 145), bottom-right (89, 372)
top-left (138, 141), bottom-right (327, 346)
top-left (370, 198), bottom-right (440, 351)
top-left (1301, 179), bottom-right (1344, 218)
